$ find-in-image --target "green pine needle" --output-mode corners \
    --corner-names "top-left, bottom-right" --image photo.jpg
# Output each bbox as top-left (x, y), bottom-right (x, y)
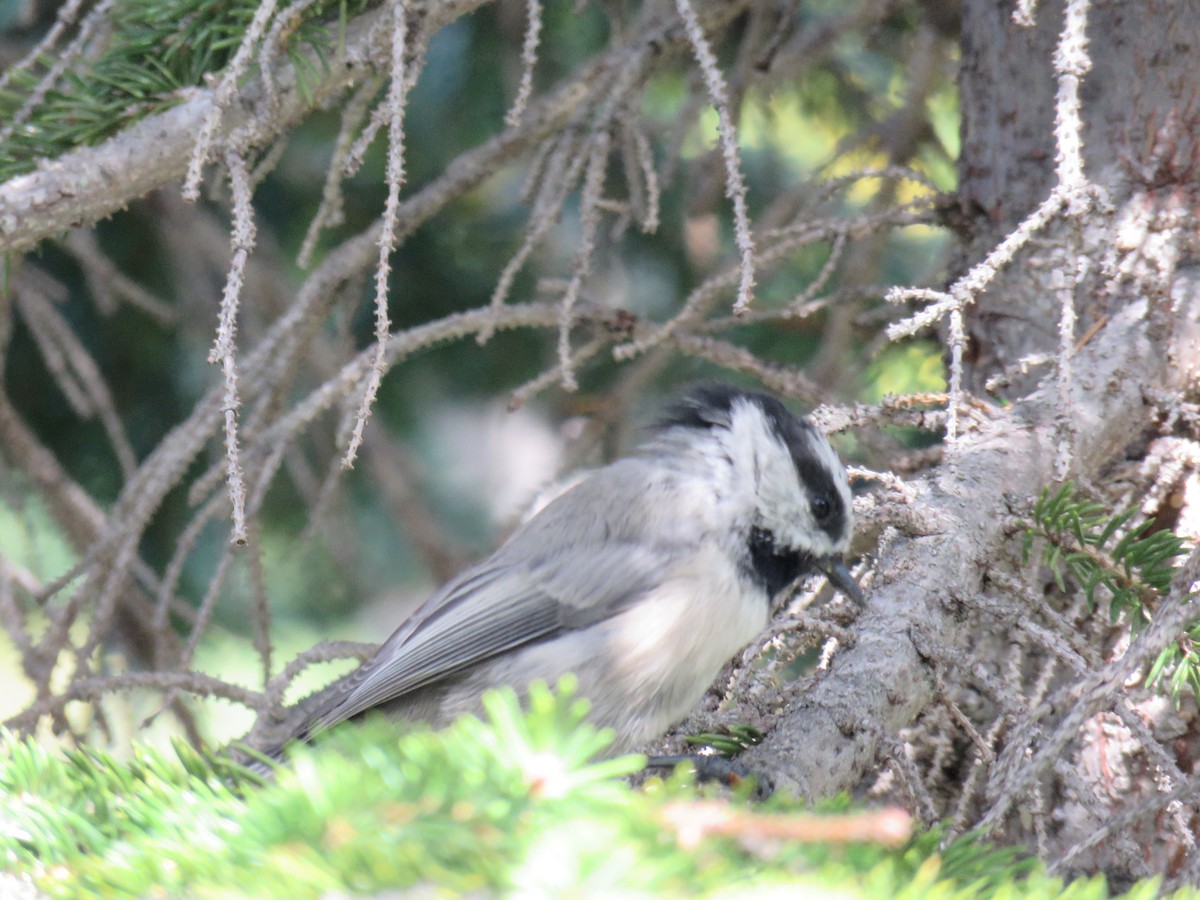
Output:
top-left (1, 679), bottom-right (1156, 898)
top-left (685, 723), bottom-right (765, 757)
top-left (1023, 482), bottom-right (1196, 705)
top-left (0, 0), bottom-right (373, 180)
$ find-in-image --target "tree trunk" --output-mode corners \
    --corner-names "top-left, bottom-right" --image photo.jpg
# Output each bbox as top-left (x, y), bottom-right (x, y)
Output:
top-left (959, 0), bottom-right (1200, 393)
top-left (746, 0), bottom-right (1200, 880)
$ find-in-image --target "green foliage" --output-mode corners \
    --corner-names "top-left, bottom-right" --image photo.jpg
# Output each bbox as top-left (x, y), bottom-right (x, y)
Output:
top-left (0, 0), bottom-right (371, 179)
top-left (1023, 483), bottom-right (1197, 702)
top-left (685, 722), bottom-right (764, 757)
top-left (0, 731), bottom-right (256, 888)
top-left (3, 680), bottom-right (1179, 898)
top-left (862, 341), bottom-right (947, 402)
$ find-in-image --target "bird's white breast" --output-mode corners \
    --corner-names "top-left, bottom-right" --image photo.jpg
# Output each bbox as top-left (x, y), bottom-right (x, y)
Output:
top-left (598, 549), bottom-right (767, 748)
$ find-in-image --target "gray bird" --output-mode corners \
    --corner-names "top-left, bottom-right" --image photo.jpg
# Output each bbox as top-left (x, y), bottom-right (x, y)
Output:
top-left (273, 384), bottom-right (860, 758)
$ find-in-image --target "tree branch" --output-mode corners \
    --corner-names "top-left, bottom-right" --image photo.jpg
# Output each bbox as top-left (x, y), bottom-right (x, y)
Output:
top-left (0, 0), bottom-right (488, 254)
top-left (745, 295), bottom-right (1169, 799)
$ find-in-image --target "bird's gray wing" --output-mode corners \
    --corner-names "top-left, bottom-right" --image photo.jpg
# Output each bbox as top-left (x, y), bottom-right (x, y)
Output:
top-left (308, 535), bottom-right (666, 733)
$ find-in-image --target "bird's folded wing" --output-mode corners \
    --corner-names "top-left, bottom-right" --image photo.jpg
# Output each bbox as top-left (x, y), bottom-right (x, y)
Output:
top-left (308, 541), bottom-right (665, 732)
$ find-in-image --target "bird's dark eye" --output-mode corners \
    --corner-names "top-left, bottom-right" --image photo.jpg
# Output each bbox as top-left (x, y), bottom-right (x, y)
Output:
top-left (811, 495), bottom-right (832, 521)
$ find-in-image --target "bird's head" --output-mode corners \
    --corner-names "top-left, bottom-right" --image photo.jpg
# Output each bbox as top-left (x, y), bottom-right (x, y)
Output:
top-left (659, 384), bottom-right (861, 601)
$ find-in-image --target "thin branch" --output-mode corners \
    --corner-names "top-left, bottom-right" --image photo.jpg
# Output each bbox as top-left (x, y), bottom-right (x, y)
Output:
top-left (4, 672), bottom-right (266, 733)
top-left (343, 0), bottom-right (417, 469)
top-left (209, 149), bottom-right (256, 546)
top-left (183, 0), bottom-right (281, 199)
top-left (0, 0), bottom-right (114, 146)
top-left (0, 1), bottom-right (490, 255)
top-left (674, 0), bottom-right (756, 314)
top-left (297, 77), bottom-right (383, 268)
top-left (504, 0), bottom-right (543, 128)
top-left (556, 132), bottom-right (611, 391)
top-left (0, 0), bottom-right (92, 94)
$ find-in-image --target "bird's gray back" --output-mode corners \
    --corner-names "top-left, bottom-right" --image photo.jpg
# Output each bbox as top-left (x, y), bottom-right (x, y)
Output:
top-left (300, 456), bottom-right (710, 736)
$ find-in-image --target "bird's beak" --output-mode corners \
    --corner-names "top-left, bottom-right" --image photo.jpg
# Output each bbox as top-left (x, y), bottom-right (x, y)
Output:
top-left (818, 556), bottom-right (865, 603)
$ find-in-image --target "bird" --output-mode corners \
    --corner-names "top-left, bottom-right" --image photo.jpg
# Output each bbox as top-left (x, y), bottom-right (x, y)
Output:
top-left (266, 383), bottom-right (861, 759)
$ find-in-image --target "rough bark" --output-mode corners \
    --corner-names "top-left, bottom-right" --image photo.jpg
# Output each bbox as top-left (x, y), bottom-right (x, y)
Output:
top-left (746, 0), bottom-right (1200, 825)
top-left (958, 0), bottom-right (1200, 394)
top-left (746, 293), bottom-right (1175, 798)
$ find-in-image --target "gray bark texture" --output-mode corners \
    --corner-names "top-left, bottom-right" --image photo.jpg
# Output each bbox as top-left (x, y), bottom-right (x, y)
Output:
top-left (959, 0), bottom-right (1200, 393)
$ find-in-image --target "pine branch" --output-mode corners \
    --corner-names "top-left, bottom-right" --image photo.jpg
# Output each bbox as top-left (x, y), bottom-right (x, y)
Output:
top-left (0, 681), bottom-right (1136, 898)
top-left (0, 0), bottom-right (362, 179)
top-left (1022, 482), bottom-right (1197, 702)
top-left (0, 0), bottom-right (487, 255)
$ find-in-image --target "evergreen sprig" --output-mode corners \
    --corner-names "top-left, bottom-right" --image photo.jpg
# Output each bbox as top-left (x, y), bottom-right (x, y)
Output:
top-left (685, 722), bottom-right (765, 757)
top-left (0, 0), bottom-right (373, 180)
top-left (0, 678), bottom-right (1151, 898)
top-left (1022, 483), bottom-right (1197, 702)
